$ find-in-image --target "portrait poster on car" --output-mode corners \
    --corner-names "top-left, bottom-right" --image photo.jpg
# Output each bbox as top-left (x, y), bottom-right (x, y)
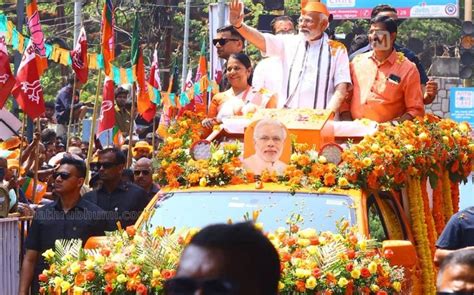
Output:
top-left (243, 118), bottom-right (291, 175)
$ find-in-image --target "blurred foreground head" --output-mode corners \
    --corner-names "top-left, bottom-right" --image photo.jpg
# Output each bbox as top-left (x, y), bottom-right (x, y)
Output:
top-left (437, 248), bottom-right (474, 293)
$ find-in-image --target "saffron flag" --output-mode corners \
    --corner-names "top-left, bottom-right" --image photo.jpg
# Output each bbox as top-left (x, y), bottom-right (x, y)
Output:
top-left (97, 76), bottom-right (115, 135)
top-left (11, 39), bottom-right (45, 119)
top-left (112, 125), bottom-right (124, 146)
top-left (148, 46), bottom-right (162, 90)
top-left (0, 32), bottom-right (15, 108)
top-left (193, 41), bottom-right (209, 114)
top-left (101, 0), bottom-right (114, 76)
top-left (26, 0), bottom-right (47, 75)
top-left (70, 27), bottom-right (88, 84)
top-left (131, 14), bottom-right (155, 122)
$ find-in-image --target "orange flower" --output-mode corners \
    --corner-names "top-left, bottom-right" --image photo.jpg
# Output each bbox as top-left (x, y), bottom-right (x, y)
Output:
top-left (324, 173), bottom-right (336, 186)
top-left (230, 176), bottom-right (244, 185)
top-left (103, 262), bottom-right (116, 273)
top-left (38, 273), bottom-right (48, 282)
top-left (126, 264), bottom-right (141, 278)
top-left (136, 283), bottom-right (148, 295)
top-left (104, 272), bottom-right (117, 283)
top-left (295, 280), bottom-right (306, 292)
top-left (126, 226), bottom-right (136, 237)
top-left (161, 269), bottom-right (176, 280)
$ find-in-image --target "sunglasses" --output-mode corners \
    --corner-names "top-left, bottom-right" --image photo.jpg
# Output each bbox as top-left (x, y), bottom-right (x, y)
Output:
top-left (53, 171), bottom-right (73, 180)
top-left (91, 162), bottom-right (119, 171)
top-left (133, 170), bottom-right (151, 176)
top-left (212, 38), bottom-right (239, 46)
top-left (164, 277), bottom-right (236, 295)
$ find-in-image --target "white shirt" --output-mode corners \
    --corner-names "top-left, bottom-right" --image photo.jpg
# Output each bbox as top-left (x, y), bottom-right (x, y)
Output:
top-left (263, 33), bottom-right (351, 109)
top-left (252, 57), bottom-right (284, 107)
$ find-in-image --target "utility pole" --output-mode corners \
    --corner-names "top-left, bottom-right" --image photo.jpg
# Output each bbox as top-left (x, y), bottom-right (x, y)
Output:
top-left (463, 0), bottom-right (472, 87)
top-left (218, 0), bottom-right (225, 28)
top-left (74, 0), bottom-right (82, 45)
top-left (181, 0), bottom-right (191, 91)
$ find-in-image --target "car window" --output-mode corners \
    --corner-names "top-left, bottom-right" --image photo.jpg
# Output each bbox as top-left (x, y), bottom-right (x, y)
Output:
top-left (144, 192), bottom-right (356, 232)
top-left (377, 192), bottom-right (407, 240)
top-left (367, 195), bottom-right (388, 242)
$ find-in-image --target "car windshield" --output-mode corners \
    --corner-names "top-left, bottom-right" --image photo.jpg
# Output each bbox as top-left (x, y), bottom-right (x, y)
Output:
top-left (144, 191), bottom-right (355, 232)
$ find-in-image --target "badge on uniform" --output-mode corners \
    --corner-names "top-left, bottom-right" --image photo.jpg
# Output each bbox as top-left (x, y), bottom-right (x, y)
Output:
top-left (388, 74), bottom-right (401, 85)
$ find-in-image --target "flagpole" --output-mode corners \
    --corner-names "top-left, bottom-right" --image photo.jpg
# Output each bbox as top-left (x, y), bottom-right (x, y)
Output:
top-left (151, 115), bottom-right (156, 156)
top-left (126, 83), bottom-right (136, 168)
top-left (31, 119), bottom-right (41, 204)
top-left (85, 70), bottom-right (102, 184)
top-left (16, 115), bottom-right (27, 198)
top-left (65, 77), bottom-right (77, 150)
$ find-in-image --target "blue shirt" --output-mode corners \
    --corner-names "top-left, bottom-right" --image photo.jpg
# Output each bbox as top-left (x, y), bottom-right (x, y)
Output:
top-left (436, 206), bottom-right (474, 250)
top-left (55, 84), bottom-right (82, 124)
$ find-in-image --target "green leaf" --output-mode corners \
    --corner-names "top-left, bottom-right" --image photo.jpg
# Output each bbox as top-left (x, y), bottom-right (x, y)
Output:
top-left (428, 171), bottom-right (439, 189)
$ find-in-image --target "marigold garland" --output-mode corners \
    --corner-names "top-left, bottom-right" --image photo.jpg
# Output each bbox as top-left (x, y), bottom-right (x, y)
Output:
top-left (377, 197), bottom-right (404, 240)
top-left (442, 170), bottom-right (454, 224)
top-left (450, 180), bottom-right (460, 214)
top-left (431, 167), bottom-right (446, 236)
top-left (407, 176), bottom-right (436, 295)
top-left (420, 177), bottom-right (438, 258)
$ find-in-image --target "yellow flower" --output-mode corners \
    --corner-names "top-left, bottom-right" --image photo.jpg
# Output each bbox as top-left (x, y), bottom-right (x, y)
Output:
top-left (305, 276), bottom-right (317, 289)
top-left (42, 249), bottom-right (55, 260)
top-left (60, 281), bottom-right (71, 292)
top-left (371, 143), bottom-right (380, 152)
top-left (453, 131), bottom-right (461, 140)
top-left (199, 177), bottom-right (207, 187)
top-left (307, 246), bottom-right (318, 255)
top-left (85, 259), bottom-right (95, 270)
top-left (338, 277), bottom-right (349, 288)
top-left (392, 281), bottom-right (402, 292)
top-left (73, 286), bottom-right (84, 295)
top-left (368, 261), bottom-right (378, 274)
top-left (278, 281), bottom-right (285, 291)
top-left (117, 274), bottom-right (128, 283)
top-left (418, 132), bottom-right (428, 141)
top-left (161, 159), bottom-right (168, 167)
top-left (53, 276), bottom-right (63, 287)
top-left (370, 284), bottom-right (380, 292)
top-left (254, 222), bottom-right (264, 231)
top-left (392, 149), bottom-right (401, 158)
top-left (351, 268), bottom-right (361, 279)
top-left (224, 143), bottom-right (238, 152)
top-left (443, 136), bottom-right (450, 144)
top-left (62, 254), bottom-right (73, 261)
top-left (295, 268), bottom-right (311, 279)
top-left (94, 254), bottom-right (105, 265)
top-left (358, 239), bottom-right (367, 251)
top-left (70, 261), bottom-right (81, 274)
top-left (297, 238), bottom-right (311, 247)
top-left (459, 122), bottom-right (470, 132)
top-left (211, 150), bottom-right (225, 161)
top-left (338, 177), bottom-right (349, 187)
top-left (298, 228), bottom-right (317, 239)
top-left (318, 155), bottom-right (327, 164)
top-left (152, 269), bottom-right (160, 278)
top-left (362, 157), bottom-right (372, 167)
top-left (405, 144), bottom-right (414, 152)
top-left (290, 154), bottom-right (299, 162)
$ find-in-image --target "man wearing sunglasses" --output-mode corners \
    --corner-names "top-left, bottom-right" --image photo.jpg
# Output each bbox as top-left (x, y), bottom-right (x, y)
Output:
top-left (166, 222), bottom-right (280, 295)
top-left (83, 147), bottom-right (148, 231)
top-left (132, 157), bottom-right (159, 201)
top-left (19, 157), bottom-right (108, 295)
top-left (214, 25), bottom-right (245, 91)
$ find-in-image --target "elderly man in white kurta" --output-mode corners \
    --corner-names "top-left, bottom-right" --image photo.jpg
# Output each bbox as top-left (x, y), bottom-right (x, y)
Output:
top-left (229, 0), bottom-right (351, 112)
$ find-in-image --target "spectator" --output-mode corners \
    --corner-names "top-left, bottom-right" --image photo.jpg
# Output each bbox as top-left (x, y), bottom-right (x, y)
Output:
top-left (228, 0), bottom-right (350, 113)
top-left (133, 157), bottom-right (159, 201)
top-left (435, 206), bottom-right (474, 266)
top-left (82, 147), bottom-right (148, 231)
top-left (252, 16), bottom-right (296, 105)
top-left (349, 4), bottom-right (438, 105)
top-left (54, 76), bottom-right (88, 138)
top-left (339, 16), bottom-right (424, 123)
top-left (40, 101), bottom-right (56, 130)
top-left (80, 141), bottom-right (89, 157)
top-left (132, 141), bottom-right (153, 161)
top-left (436, 248), bottom-right (474, 293)
top-left (40, 129), bottom-right (57, 146)
top-left (114, 86), bottom-right (131, 137)
top-left (19, 157), bottom-right (108, 295)
top-left (214, 25), bottom-right (245, 91)
top-left (68, 136), bottom-right (82, 148)
top-left (167, 222), bottom-right (280, 295)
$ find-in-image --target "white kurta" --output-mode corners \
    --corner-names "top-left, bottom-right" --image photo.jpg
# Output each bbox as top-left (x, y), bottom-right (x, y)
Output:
top-left (252, 56), bottom-right (284, 107)
top-left (263, 33), bottom-right (351, 109)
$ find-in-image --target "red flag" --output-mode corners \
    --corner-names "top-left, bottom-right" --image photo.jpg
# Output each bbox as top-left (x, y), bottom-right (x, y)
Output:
top-left (148, 47), bottom-right (162, 90)
top-left (0, 33), bottom-right (15, 108)
top-left (26, 0), bottom-right (48, 75)
top-left (97, 76), bottom-right (115, 135)
top-left (70, 27), bottom-right (88, 84)
top-left (136, 49), bottom-right (156, 122)
top-left (11, 39), bottom-right (45, 119)
top-left (101, 0), bottom-right (114, 76)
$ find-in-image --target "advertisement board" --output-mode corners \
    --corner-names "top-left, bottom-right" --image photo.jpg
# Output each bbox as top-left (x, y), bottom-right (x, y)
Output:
top-left (449, 87), bottom-right (474, 126)
top-left (322, 0), bottom-right (459, 19)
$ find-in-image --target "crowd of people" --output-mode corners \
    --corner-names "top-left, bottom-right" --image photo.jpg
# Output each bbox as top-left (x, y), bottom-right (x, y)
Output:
top-left (1, 0), bottom-right (473, 293)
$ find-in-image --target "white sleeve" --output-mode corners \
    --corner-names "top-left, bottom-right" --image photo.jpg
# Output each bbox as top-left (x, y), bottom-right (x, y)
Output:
top-left (252, 59), bottom-right (266, 90)
top-left (333, 47), bottom-right (352, 86)
top-left (262, 33), bottom-right (285, 58)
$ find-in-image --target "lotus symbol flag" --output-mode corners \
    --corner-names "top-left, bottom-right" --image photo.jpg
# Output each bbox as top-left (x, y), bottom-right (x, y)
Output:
top-left (20, 80), bottom-right (43, 104)
top-left (0, 73), bottom-right (8, 84)
top-left (98, 100), bottom-right (113, 121)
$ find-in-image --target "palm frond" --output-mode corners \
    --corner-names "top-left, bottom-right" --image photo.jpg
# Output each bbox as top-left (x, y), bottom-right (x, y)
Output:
top-left (54, 239), bottom-right (83, 259)
top-left (311, 240), bottom-right (347, 272)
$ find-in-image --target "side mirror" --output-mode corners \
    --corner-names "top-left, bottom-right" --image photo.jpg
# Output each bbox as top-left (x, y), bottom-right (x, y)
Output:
top-left (382, 240), bottom-right (417, 268)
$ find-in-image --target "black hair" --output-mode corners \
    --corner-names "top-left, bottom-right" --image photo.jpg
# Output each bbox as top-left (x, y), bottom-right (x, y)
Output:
top-left (69, 136), bottom-right (82, 143)
top-left (440, 248), bottom-right (474, 273)
top-left (41, 128), bottom-right (57, 144)
top-left (99, 147), bottom-right (126, 165)
top-left (228, 53), bottom-right (253, 85)
top-left (59, 156), bottom-right (87, 178)
top-left (370, 15), bottom-right (398, 34)
top-left (371, 4), bottom-right (397, 18)
top-left (216, 25), bottom-right (245, 43)
top-left (122, 168), bottom-right (134, 183)
top-left (115, 86), bottom-right (129, 97)
top-left (44, 101), bottom-right (55, 109)
top-left (190, 222), bottom-right (280, 295)
top-left (270, 15), bottom-right (294, 34)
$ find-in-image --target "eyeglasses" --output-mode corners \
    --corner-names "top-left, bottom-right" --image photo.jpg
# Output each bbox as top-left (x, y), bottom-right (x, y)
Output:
top-left (298, 16), bottom-right (315, 25)
top-left (212, 38), bottom-right (239, 46)
top-left (164, 277), bottom-right (236, 295)
top-left (91, 162), bottom-right (119, 171)
top-left (53, 171), bottom-right (73, 180)
top-left (257, 136), bottom-right (282, 143)
top-left (133, 170), bottom-right (151, 176)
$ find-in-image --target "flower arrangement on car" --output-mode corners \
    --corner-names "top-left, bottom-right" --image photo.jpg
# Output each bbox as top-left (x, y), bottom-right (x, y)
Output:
top-left (39, 218), bottom-right (404, 295)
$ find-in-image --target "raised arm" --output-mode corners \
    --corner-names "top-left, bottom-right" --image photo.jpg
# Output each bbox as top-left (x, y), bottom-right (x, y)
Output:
top-left (229, 0), bottom-right (266, 52)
